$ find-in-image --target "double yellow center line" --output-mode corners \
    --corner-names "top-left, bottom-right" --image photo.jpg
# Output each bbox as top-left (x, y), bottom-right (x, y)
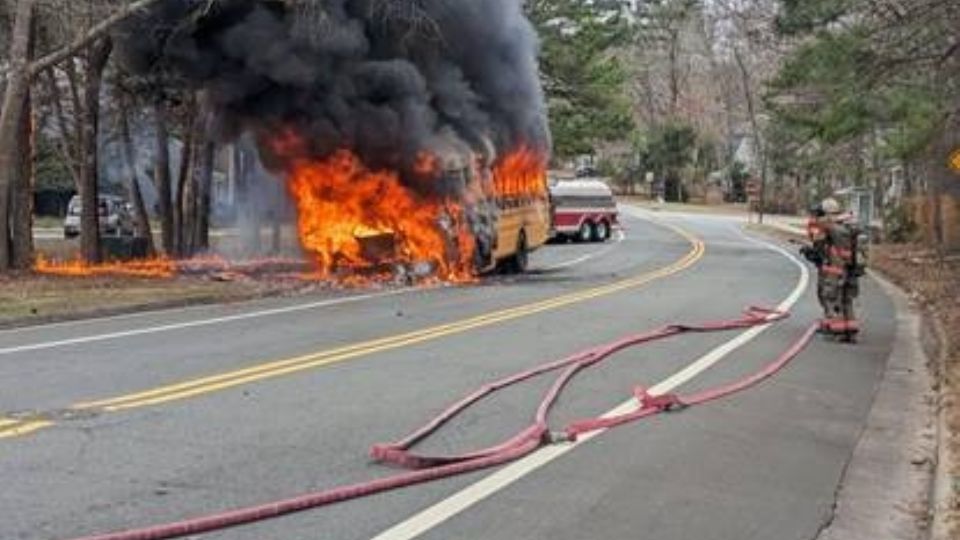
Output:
top-left (0, 417), bottom-right (53, 440)
top-left (3, 221), bottom-right (704, 439)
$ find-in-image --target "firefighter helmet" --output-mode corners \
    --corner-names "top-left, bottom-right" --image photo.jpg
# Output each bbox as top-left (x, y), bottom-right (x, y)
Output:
top-left (821, 197), bottom-right (841, 215)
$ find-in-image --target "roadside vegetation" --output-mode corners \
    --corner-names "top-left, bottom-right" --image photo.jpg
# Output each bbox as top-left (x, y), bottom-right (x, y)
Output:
top-left (0, 272), bottom-right (271, 327)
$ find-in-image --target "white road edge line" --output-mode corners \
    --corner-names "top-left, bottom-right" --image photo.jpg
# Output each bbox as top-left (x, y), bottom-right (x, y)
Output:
top-left (0, 289), bottom-right (414, 356)
top-left (369, 216), bottom-right (810, 540)
top-left (539, 229), bottom-right (626, 272)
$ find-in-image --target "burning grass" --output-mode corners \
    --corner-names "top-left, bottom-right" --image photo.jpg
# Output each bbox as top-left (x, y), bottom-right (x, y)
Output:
top-left (35, 254), bottom-right (177, 279)
top-left (33, 254), bottom-right (310, 280)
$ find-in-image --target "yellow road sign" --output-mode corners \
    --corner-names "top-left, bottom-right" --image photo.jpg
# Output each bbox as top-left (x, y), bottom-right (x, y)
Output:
top-left (950, 148), bottom-right (960, 174)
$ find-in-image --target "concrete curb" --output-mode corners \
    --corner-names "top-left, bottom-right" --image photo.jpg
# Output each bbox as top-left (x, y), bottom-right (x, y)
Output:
top-left (816, 271), bottom-right (939, 540)
top-left (927, 305), bottom-right (956, 540)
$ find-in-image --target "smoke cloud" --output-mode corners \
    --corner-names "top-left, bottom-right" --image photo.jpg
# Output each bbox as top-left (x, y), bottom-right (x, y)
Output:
top-left (114, 0), bottom-right (550, 177)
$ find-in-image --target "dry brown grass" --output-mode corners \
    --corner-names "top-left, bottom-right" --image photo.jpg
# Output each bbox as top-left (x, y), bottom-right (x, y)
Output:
top-left (4, 230), bottom-right (330, 327)
top-left (0, 273), bottom-right (290, 327)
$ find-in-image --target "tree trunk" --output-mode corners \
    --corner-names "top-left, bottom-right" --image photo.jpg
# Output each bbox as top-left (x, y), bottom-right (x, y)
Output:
top-left (931, 175), bottom-right (943, 247)
top-left (43, 67), bottom-right (83, 188)
top-left (28, 0), bottom-right (167, 79)
top-left (153, 101), bottom-right (174, 256)
top-left (194, 140), bottom-right (215, 251)
top-left (118, 97), bottom-right (155, 255)
top-left (174, 117), bottom-right (196, 257)
top-left (668, 28), bottom-right (680, 119)
top-left (235, 139), bottom-right (262, 254)
top-left (733, 45), bottom-right (767, 224)
top-left (928, 111), bottom-right (960, 253)
top-left (930, 134), bottom-right (949, 251)
top-left (10, 9), bottom-right (37, 270)
top-left (78, 38), bottom-right (113, 264)
top-left (0, 0), bottom-right (36, 271)
top-left (11, 87), bottom-right (36, 269)
top-left (271, 213), bottom-right (282, 254)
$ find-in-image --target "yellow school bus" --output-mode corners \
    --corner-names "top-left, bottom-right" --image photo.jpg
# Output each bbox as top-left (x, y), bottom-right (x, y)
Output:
top-left (488, 194), bottom-right (551, 273)
top-left (439, 148), bottom-right (551, 274)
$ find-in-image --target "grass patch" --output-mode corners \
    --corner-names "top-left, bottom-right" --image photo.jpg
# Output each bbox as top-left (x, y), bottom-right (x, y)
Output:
top-left (0, 274), bottom-right (281, 327)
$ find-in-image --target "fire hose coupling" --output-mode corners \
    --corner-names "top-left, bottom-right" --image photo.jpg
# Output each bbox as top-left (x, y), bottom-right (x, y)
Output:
top-left (543, 430), bottom-right (578, 445)
top-left (745, 306), bottom-right (788, 321)
top-left (369, 444), bottom-right (423, 469)
top-left (634, 386), bottom-right (688, 412)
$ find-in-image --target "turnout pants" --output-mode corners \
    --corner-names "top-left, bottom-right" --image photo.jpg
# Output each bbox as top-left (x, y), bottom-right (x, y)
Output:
top-left (817, 272), bottom-right (860, 336)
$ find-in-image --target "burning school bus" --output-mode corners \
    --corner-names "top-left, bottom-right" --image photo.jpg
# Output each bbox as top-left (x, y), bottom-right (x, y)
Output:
top-left (284, 134), bottom-right (550, 281)
top-left (100, 0), bottom-right (554, 283)
top-left (37, 139), bottom-right (549, 283)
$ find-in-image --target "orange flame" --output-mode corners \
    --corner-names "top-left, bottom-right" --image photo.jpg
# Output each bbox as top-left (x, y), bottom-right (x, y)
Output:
top-left (39, 140), bottom-right (552, 284)
top-left (33, 254), bottom-right (312, 280)
top-left (491, 146), bottom-right (549, 201)
top-left (34, 254), bottom-right (177, 279)
top-left (284, 142), bottom-right (549, 281)
top-left (286, 149), bottom-right (475, 281)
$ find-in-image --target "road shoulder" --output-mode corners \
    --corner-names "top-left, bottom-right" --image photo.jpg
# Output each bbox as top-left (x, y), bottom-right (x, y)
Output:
top-left (741, 217), bottom-right (948, 539)
top-left (747, 215), bottom-right (956, 539)
top-left (817, 272), bottom-right (939, 540)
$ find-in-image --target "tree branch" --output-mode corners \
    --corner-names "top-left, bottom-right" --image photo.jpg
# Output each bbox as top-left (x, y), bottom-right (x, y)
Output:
top-left (28, 0), bottom-right (166, 78)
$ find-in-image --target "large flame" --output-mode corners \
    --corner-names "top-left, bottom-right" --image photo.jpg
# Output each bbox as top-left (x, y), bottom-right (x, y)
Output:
top-left (285, 144), bottom-right (549, 280)
top-left (286, 149), bottom-right (475, 280)
top-left (492, 146), bottom-right (550, 201)
top-left (34, 140), bottom-right (549, 284)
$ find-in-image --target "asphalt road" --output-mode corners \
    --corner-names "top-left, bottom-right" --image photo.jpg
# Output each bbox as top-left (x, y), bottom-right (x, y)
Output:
top-left (2, 209), bottom-right (897, 540)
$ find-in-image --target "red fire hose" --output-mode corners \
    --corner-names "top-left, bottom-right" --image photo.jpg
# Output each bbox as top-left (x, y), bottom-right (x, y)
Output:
top-left (72, 307), bottom-right (818, 540)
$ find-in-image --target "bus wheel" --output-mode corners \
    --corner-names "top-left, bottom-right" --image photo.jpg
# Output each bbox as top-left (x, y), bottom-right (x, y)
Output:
top-left (593, 220), bottom-right (610, 242)
top-left (511, 230), bottom-right (529, 273)
top-left (577, 221), bottom-right (594, 243)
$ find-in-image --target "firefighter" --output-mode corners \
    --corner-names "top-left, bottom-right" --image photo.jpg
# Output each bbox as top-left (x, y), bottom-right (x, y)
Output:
top-left (800, 198), bottom-right (868, 342)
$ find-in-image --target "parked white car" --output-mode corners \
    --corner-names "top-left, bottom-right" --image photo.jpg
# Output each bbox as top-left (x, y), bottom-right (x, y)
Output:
top-left (64, 195), bottom-right (136, 239)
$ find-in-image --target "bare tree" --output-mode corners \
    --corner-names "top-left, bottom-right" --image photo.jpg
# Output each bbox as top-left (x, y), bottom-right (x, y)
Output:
top-left (76, 37), bottom-right (111, 263)
top-left (153, 99), bottom-right (173, 256)
top-left (193, 138), bottom-right (215, 252)
top-left (116, 88), bottom-right (154, 254)
top-left (173, 103), bottom-right (196, 258)
top-left (732, 43), bottom-right (768, 221)
top-left (0, 0), bottom-right (35, 269)
top-left (0, 0), bottom-right (166, 270)
top-left (9, 0), bottom-right (36, 269)
top-left (710, 0), bottom-right (786, 218)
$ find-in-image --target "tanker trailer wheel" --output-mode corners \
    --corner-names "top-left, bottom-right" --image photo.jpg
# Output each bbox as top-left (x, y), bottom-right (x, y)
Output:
top-left (593, 220), bottom-right (610, 242)
top-left (577, 221), bottom-right (594, 243)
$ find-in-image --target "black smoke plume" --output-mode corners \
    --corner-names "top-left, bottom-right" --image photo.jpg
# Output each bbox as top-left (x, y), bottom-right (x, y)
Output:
top-left (114, 0), bottom-right (549, 177)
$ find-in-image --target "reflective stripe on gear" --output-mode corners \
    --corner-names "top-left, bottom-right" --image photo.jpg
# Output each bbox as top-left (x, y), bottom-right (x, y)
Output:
top-left (823, 318), bottom-right (859, 333)
top-left (822, 265), bottom-right (845, 276)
